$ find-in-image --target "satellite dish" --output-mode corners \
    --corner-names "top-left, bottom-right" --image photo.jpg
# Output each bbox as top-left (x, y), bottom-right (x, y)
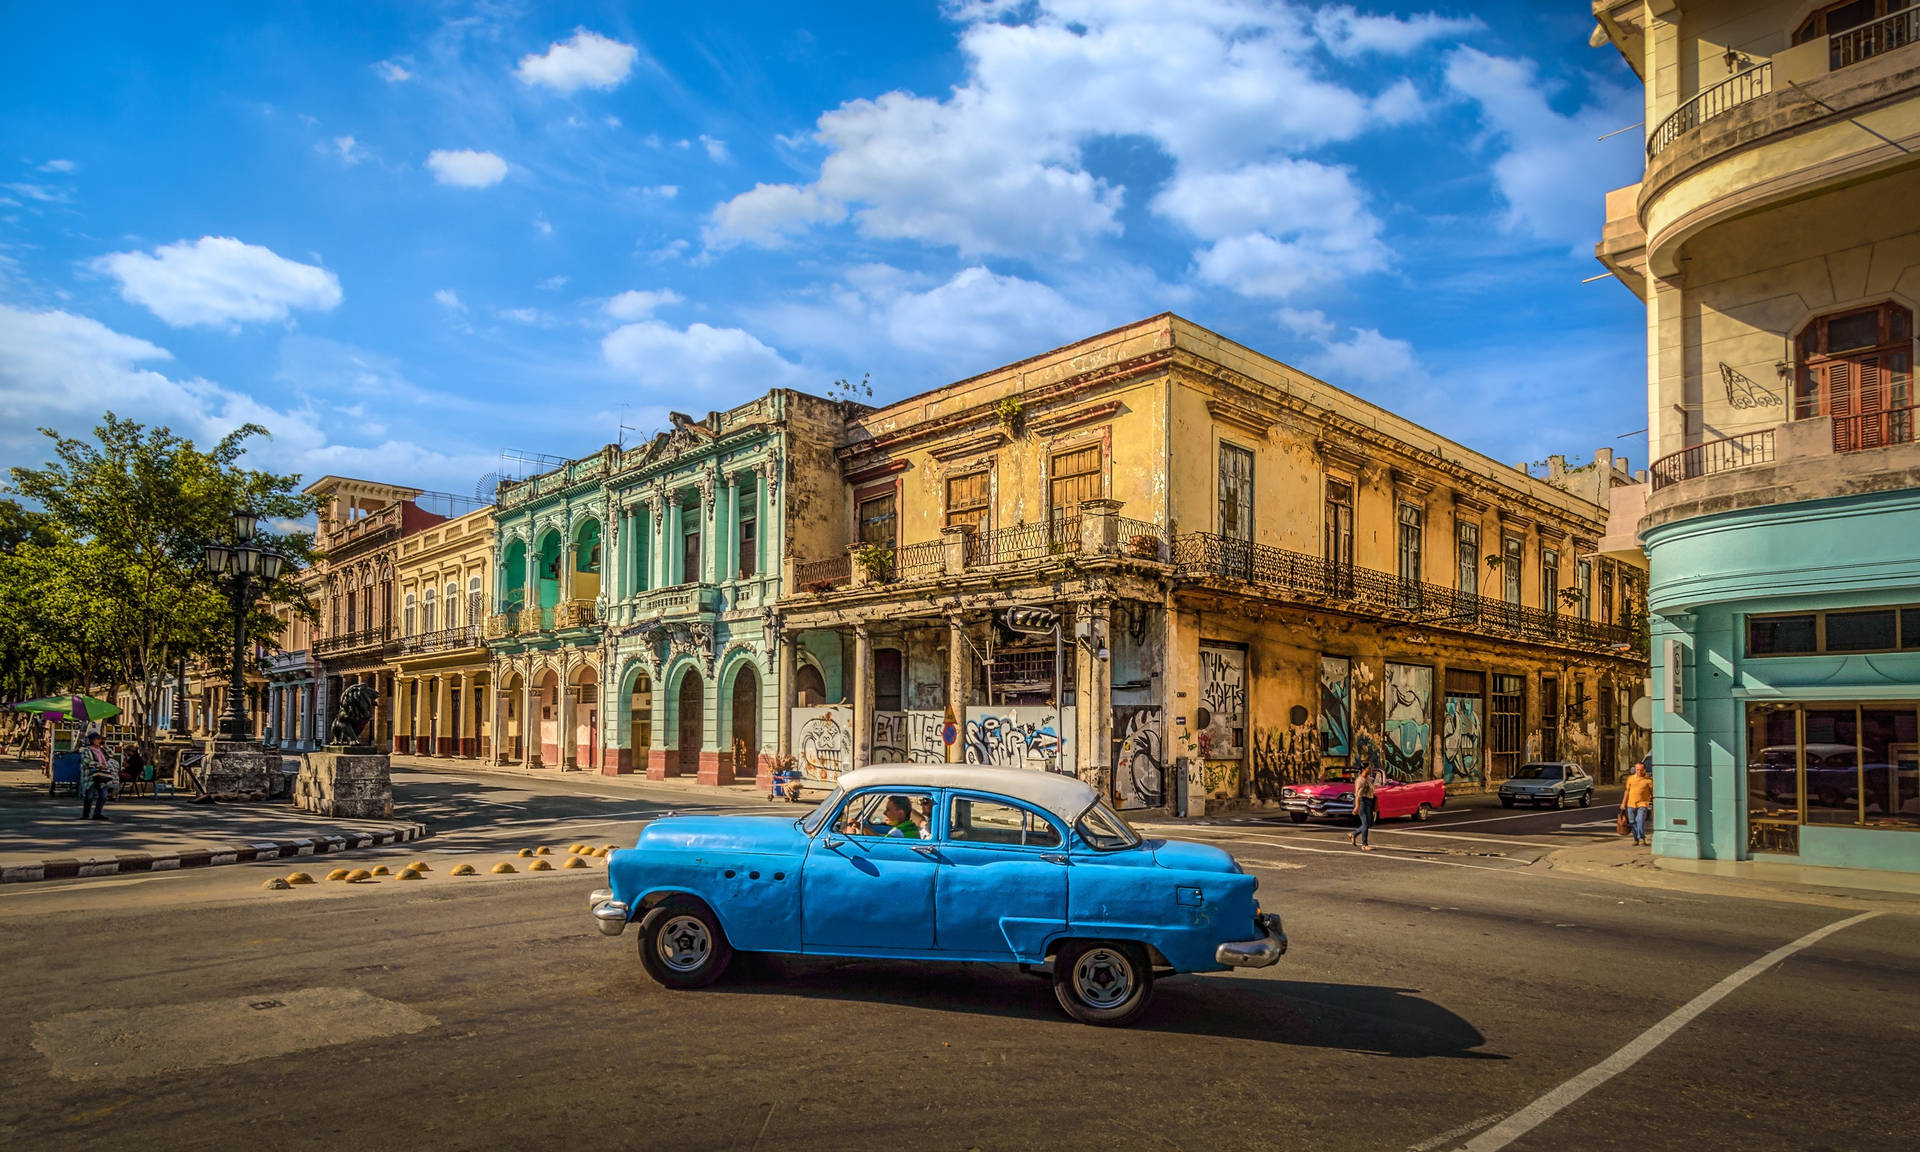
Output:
top-left (474, 472), bottom-right (502, 503)
top-left (1630, 695), bottom-right (1653, 730)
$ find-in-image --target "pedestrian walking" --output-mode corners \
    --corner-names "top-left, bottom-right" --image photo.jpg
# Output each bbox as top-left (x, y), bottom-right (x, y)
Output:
top-left (1621, 760), bottom-right (1654, 846)
top-left (1349, 762), bottom-right (1378, 851)
top-left (80, 732), bottom-right (114, 821)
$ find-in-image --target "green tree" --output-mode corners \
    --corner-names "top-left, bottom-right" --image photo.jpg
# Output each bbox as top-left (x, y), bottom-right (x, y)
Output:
top-left (5, 415), bottom-right (321, 747)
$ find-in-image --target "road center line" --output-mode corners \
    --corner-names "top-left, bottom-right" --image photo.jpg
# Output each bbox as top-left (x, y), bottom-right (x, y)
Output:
top-left (1456, 910), bottom-right (1881, 1152)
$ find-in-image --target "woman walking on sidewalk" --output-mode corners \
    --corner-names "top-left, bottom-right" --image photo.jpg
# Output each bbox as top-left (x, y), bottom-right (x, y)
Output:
top-left (1350, 762), bottom-right (1378, 851)
top-left (1621, 761), bottom-right (1654, 846)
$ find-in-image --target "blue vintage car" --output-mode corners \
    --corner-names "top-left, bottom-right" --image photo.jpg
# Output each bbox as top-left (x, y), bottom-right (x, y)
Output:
top-left (589, 764), bottom-right (1287, 1026)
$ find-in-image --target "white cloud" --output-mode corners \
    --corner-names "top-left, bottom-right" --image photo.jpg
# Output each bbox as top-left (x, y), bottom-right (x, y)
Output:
top-left (706, 183), bottom-right (846, 248)
top-left (514, 29), bottom-right (639, 93)
top-left (37, 158), bottom-right (78, 174)
top-left (1444, 47), bottom-right (1644, 253)
top-left (533, 214), bottom-right (553, 235)
top-left (699, 134), bottom-right (730, 163)
top-left (601, 319), bottom-right (807, 394)
top-left (1276, 307), bottom-right (1335, 341)
top-left (374, 58), bottom-right (413, 83)
top-left (427, 149), bottom-right (508, 188)
top-left (1155, 160), bottom-right (1389, 298)
top-left (330, 135), bottom-right (368, 165)
top-left (640, 184), bottom-right (678, 199)
top-left (497, 307), bottom-right (552, 326)
top-left (604, 289), bottom-right (683, 321)
top-left (1313, 7), bottom-right (1482, 59)
top-left (5, 182), bottom-right (69, 204)
top-left (94, 236), bottom-right (343, 328)
top-left (434, 288), bottom-right (465, 312)
top-left (538, 274), bottom-right (570, 291)
top-left (1297, 325), bottom-right (1424, 388)
top-left (706, 0), bottom-right (1448, 264)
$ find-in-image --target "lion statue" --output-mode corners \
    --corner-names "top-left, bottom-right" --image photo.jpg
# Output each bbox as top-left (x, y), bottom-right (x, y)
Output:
top-left (327, 683), bottom-right (380, 748)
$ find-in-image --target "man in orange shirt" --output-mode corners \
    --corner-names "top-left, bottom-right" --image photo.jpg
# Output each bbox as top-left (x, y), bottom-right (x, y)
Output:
top-left (1620, 761), bottom-right (1654, 846)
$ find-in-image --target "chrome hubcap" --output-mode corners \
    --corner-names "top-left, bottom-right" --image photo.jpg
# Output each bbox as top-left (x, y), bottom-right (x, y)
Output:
top-left (1072, 948), bottom-right (1134, 1009)
top-left (657, 914), bottom-right (712, 972)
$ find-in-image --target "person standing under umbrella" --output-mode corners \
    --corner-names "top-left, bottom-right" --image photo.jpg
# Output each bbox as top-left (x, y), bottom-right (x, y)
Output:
top-left (80, 732), bottom-right (114, 820)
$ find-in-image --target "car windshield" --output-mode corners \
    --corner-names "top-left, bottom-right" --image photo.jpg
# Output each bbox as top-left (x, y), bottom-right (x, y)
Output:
top-left (799, 786), bottom-right (844, 835)
top-left (1514, 765), bottom-right (1563, 779)
top-left (1075, 800), bottom-right (1141, 851)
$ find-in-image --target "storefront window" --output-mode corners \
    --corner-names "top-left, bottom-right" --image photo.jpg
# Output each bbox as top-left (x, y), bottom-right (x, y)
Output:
top-left (1746, 702), bottom-right (1920, 848)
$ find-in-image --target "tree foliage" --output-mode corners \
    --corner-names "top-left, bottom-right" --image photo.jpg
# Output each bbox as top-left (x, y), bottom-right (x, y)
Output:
top-left (2, 414), bottom-right (322, 745)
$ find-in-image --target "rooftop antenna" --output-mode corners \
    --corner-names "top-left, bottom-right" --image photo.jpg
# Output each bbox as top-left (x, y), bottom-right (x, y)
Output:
top-left (618, 404), bottom-right (640, 451)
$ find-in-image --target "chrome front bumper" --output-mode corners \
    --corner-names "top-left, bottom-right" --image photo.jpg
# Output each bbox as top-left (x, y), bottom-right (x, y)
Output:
top-left (1282, 797), bottom-right (1353, 816)
top-left (1216, 912), bottom-right (1288, 968)
top-left (588, 888), bottom-right (630, 937)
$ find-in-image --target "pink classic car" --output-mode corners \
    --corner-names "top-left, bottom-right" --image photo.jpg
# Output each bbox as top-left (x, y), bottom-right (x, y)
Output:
top-left (1280, 768), bottom-right (1447, 823)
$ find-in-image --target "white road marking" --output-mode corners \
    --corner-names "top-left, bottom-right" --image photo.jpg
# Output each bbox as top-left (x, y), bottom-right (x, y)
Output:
top-left (1456, 911), bottom-right (1881, 1152)
top-left (1406, 1112), bottom-right (1504, 1152)
top-left (1422, 809), bottom-right (1602, 828)
top-left (1559, 819), bottom-right (1617, 829)
top-left (1208, 835), bottom-right (1531, 874)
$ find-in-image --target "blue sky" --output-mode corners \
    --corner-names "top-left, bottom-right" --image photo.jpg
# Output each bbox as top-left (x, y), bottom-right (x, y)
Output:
top-left (0, 1), bottom-right (1648, 499)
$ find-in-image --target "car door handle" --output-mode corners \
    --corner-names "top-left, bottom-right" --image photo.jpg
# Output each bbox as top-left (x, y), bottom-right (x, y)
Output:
top-left (1041, 853), bottom-right (1068, 865)
top-left (912, 845), bottom-right (939, 859)
top-left (822, 837), bottom-right (843, 849)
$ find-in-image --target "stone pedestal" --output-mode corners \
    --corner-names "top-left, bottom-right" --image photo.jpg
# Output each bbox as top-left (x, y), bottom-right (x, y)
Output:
top-left (200, 739), bottom-right (277, 798)
top-left (294, 748), bottom-right (393, 819)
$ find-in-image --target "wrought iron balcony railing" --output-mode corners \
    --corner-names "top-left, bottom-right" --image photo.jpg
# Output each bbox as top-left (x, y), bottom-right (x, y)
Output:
top-left (1649, 428), bottom-right (1777, 491)
top-left (973, 517), bottom-right (1081, 566)
top-left (390, 625), bottom-right (483, 657)
top-left (1831, 9), bottom-right (1920, 70)
top-left (1171, 531), bottom-right (1637, 652)
top-left (315, 626), bottom-right (390, 656)
top-left (1833, 403), bottom-right (1917, 453)
top-left (796, 554), bottom-right (851, 590)
top-left (1647, 62), bottom-right (1772, 159)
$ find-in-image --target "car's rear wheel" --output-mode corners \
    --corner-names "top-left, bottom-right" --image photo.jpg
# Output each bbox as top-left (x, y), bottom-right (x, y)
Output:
top-left (637, 896), bottom-right (732, 989)
top-left (1579, 790), bottom-right (1592, 807)
top-left (1052, 940), bottom-right (1153, 1026)
top-left (1288, 811), bottom-right (1309, 824)
top-left (1413, 802), bottom-right (1433, 822)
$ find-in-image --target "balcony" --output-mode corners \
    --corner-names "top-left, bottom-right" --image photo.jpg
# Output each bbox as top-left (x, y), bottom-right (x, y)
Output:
top-left (555, 598), bottom-right (598, 629)
top-left (1650, 429), bottom-right (1777, 491)
top-left (972, 517), bottom-right (1081, 565)
top-left (1172, 532), bottom-right (1637, 653)
top-left (1647, 62), bottom-right (1772, 159)
top-left (315, 626), bottom-right (391, 657)
top-left (485, 612), bottom-right (519, 640)
top-left (389, 625), bottom-right (483, 658)
top-left (795, 554), bottom-right (851, 591)
top-left (1831, 8), bottom-right (1920, 71)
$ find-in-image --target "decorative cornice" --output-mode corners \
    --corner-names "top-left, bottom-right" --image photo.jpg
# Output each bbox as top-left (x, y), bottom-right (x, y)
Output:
top-left (928, 433), bottom-right (1007, 462)
top-left (1206, 398), bottom-right (1275, 435)
top-left (1316, 439), bottom-right (1367, 472)
top-left (845, 458), bottom-right (911, 486)
top-left (1030, 400), bottom-right (1124, 438)
top-left (1390, 468), bottom-right (1436, 498)
top-left (1452, 491), bottom-right (1489, 514)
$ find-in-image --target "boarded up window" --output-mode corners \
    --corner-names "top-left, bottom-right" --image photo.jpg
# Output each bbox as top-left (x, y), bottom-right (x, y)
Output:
top-left (945, 471), bottom-right (990, 534)
top-left (1219, 444), bottom-right (1254, 542)
top-left (1049, 445), bottom-right (1103, 522)
top-left (1324, 479), bottom-right (1353, 567)
top-left (858, 490), bottom-right (897, 549)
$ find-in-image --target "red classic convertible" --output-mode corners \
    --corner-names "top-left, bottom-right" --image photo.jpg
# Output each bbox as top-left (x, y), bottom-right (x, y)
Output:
top-left (1280, 768), bottom-right (1447, 823)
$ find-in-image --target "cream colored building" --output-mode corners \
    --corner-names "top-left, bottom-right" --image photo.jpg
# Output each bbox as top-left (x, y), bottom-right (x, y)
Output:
top-left (1594, 1), bottom-right (1920, 874)
top-left (392, 505), bottom-right (495, 759)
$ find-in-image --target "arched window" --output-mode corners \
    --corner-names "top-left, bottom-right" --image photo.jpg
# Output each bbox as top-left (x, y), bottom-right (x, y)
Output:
top-left (445, 581), bottom-right (460, 627)
top-left (403, 593), bottom-right (416, 637)
top-left (1796, 301), bottom-right (1913, 452)
top-left (468, 575), bottom-right (483, 626)
top-left (422, 587), bottom-right (436, 632)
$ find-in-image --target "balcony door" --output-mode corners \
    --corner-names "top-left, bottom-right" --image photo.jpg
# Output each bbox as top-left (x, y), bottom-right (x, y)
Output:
top-left (1796, 302), bottom-right (1913, 452)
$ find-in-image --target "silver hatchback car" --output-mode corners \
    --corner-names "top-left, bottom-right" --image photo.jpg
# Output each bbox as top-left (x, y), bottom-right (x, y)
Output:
top-left (1498, 762), bottom-right (1595, 809)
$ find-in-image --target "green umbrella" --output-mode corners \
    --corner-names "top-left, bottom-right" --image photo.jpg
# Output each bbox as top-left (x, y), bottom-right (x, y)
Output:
top-left (7, 694), bottom-right (123, 722)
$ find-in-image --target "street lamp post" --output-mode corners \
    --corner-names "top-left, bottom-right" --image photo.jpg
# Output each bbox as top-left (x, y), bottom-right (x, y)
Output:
top-left (203, 508), bottom-right (287, 743)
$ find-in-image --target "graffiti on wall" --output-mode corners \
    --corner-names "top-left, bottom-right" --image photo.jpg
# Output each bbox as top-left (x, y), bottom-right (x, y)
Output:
top-left (1197, 646), bottom-right (1246, 761)
top-left (872, 710), bottom-right (947, 764)
top-left (1251, 723), bottom-right (1322, 799)
top-left (964, 706), bottom-right (1076, 774)
top-left (1319, 655), bottom-right (1351, 758)
top-left (1383, 663), bottom-right (1433, 779)
top-left (1443, 695), bottom-right (1484, 785)
top-left (1111, 706), bottom-right (1163, 810)
top-left (791, 707), bottom-right (852, 781)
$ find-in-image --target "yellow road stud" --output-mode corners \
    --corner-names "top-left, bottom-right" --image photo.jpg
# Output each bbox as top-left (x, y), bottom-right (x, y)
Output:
top-left (286, 872), bottom-right (315, 885)
top-left (262, 877), bottom-right (291, 890)
top-left (345, 868), bottom-right (373, 882)
top-left (529, 858), bottom-right (553, 871)
top-left (562, 856), bottom-right (589, 869)
top-left (371, 865), bottom-right (391, 876)
top-left (517, 848), bottom-right (534, 858)
top-left (450, 863), bottom-right (477, 876)
top-left (492, 862), bottom-right (516, 874)
top-left (409, 861), bottom-right (432, 872)
top-left (326, 868), bottom-right (350, 881)
top-left (535, 846), bottom-right (552, 855)
top-left (397, 867), bottom-right (423, 880)
top-left (567, 843), bottom-right (584, 854)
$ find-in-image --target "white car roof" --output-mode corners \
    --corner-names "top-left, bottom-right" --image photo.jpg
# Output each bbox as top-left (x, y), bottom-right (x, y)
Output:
top-left (832, 765), bottom-right (1099, 824)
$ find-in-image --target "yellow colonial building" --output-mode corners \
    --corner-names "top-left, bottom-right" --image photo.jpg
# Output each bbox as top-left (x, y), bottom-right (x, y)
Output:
top-left (776, 315), bottom-right (1649, 813)
top-left (391, 504), bottom-right (495, 759)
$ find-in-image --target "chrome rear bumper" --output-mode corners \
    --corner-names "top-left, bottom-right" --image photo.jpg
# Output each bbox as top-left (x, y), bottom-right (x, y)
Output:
top-left (588, 888), bottom-right (630, 937)
top-left (1216, 912), bottom-right (1288, 968)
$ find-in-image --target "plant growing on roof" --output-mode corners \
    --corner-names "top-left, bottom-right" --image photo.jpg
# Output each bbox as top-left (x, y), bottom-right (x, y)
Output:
top-left (995, 395), bottom-right (1025, 431)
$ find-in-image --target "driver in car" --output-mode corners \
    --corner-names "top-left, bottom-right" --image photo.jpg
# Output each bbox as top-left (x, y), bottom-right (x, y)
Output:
top-left (845, 794), bottom-right (921, 838)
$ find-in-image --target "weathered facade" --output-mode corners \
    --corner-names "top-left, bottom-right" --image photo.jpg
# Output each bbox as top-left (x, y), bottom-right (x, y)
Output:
top-left (1595, 0), bottom-right (1920, 873)
top-left (391, 504), bottom-right (495, 759)
top-left (486, 391), bottom-right (845, 780)
top-left (776, 315), bottom-right (1649, 813)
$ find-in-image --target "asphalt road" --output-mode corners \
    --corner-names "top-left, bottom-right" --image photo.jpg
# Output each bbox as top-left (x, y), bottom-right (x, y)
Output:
top-left (2, 768), bottom-right (1913, 1152)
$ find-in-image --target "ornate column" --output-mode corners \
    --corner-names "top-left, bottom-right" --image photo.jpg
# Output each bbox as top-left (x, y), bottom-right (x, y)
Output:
top-left (649, 495), bottom-right (667, 590)
top-left (726, 472), bottom-right (741, 583)
top-left (558, 656), bottom-right (578, 770)
top-left (852, 624), bottom-right (873, 770)
top-left (947, 614), bottom-right (970, 763)
top-left (434, 675), bottom-right (452, 757)
top-left (1079, 601), bottom-right (1113, 799)
top-left (775, 632), bottom-right (795, 780)
top-left (700, 470), bottom-right (719, 586)
top-left (524, 671), bottom-right (541, 768)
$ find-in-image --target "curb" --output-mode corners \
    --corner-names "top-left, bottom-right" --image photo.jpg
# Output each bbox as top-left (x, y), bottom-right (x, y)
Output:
top-left (0, 822), bottom-right (429, 886)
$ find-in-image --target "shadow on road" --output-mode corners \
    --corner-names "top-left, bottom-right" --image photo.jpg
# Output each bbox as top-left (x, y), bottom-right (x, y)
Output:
top-left (711, 955), bottom-right (1501, 1058)
top-left (389, 776), bottom-right (738, 833)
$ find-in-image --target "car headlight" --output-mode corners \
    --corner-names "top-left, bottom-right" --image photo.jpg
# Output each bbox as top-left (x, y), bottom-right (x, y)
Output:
top-left (1282, 788), bottom-right (1296, 796)
top-left (1337, 791), bottom-right (1352, 802)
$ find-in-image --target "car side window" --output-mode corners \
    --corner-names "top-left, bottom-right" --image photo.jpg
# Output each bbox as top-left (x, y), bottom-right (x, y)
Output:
top-left (948, 796), bottom-right (1062, 848)
top-left (838, 790), bottom-right (935, 839)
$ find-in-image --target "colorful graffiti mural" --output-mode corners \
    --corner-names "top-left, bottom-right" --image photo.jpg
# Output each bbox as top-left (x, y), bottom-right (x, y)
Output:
top-left (1442, 694), bottom-right (1484, 785)
top-left (872, 710), bottom-right (948, 764)
top-left (1319, 655), bottom-right (1351, 758)
top-left (1383, 663), bottom-right (1433, 779)
top-left (1197, 645), bottom-right (1246, 761)
top-left (1111, 705), bottom-right (1163, 810)
top-left (790, 707), bottom-right (852, 781)
top-left (1251, 723), bottom-right (1322, 798)
top-left (963, 706), bottom-right (1075, 774)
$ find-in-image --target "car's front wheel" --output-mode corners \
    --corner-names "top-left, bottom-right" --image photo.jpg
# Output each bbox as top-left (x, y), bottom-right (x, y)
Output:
top-left (1288, 811), bottom-right (1309, 824)
top-left (1052, 940), bottom-right (1154, 1026)
top-left (637, 896), bottom-right (733, 989)
top-left (1500, 796), bottom-right (1515, 809)
top-left (1551, 792), bottom-right (1565, 809)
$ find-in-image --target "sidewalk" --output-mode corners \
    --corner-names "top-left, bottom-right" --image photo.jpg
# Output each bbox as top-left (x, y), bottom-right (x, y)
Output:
top-left (0, 760), bottom-right (426, 885)
top-left (1546, 835), bottom-right (1920, 910)
top-left (387, 753), bottom-right (771, 804)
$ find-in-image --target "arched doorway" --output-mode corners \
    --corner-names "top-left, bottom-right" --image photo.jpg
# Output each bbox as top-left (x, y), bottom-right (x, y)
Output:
top-left (535, 667), bottom-right (559, 767)
top-left (676, 672), bottom-right (703, 777)
top-left (501, 673), bottom-right (524, 763)
top-left (795, 663), bottom-right (826, 707)
top-left (731, 665), bottom-right (760, 777)
top-left (572, 665), bottom-right (599, 770)
top-left (628, 671), bottom-right (652, 774)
